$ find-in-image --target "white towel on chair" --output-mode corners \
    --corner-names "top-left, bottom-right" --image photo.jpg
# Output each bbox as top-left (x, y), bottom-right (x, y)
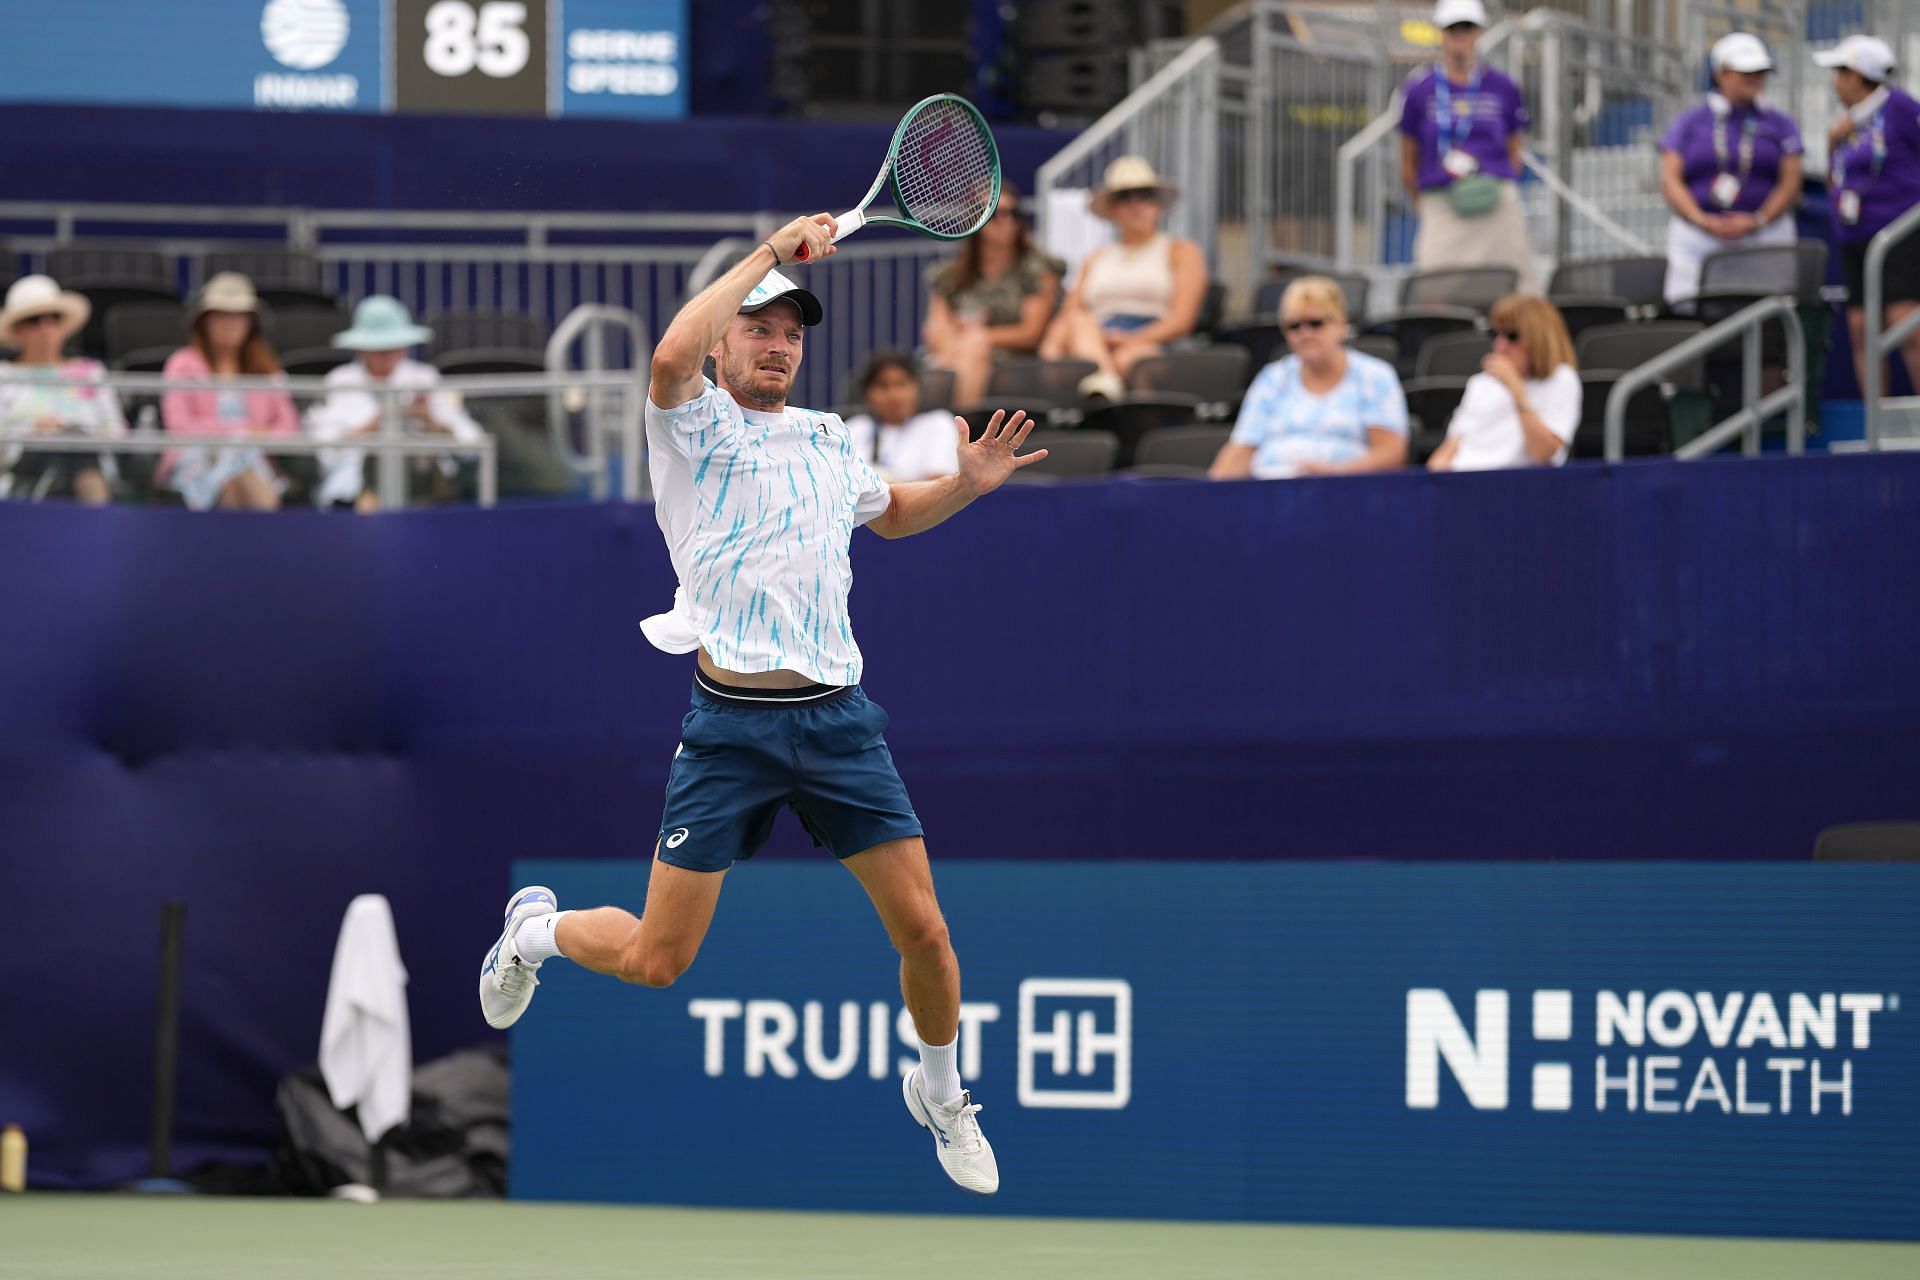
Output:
top-left (318, 894), bottom-right (413, 1143)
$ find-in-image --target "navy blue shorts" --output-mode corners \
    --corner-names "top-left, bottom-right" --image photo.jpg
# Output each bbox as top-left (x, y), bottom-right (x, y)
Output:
top-left (655, 672), bottom-right (924, 873)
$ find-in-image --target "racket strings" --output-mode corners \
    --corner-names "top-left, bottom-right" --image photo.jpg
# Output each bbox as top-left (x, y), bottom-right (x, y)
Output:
top-left (892, 100), bottom-right (997, 238)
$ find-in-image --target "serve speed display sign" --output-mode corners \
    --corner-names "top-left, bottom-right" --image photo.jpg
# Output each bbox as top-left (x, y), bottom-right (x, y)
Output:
top-left (393, 0), bottom-right (550, 115)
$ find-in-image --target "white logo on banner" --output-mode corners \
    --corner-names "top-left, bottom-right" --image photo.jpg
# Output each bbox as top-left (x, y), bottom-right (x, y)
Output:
top-left (262, 0), bottom-right (350, 70)
top-left (1406, 987), bottom-right (1897, 1116)
top-left (1017, 978), bottom-right (1133, 1110)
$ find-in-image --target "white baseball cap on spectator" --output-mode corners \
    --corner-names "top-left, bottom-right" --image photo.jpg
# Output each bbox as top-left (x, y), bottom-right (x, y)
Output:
top-left (0, 274), bottom-right (91, 341)
top-left (193, 271), bottom-right (262, 318)
top-left (1711, 33), bottom-right (1775, 74)
top-left (1433, 0), bottom-right (1489, 29)
top-left (1813, 34), bottom-right (1896, 83)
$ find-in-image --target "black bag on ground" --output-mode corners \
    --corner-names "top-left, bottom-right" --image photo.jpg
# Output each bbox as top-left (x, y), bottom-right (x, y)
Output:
top-left (273, 1043), bottom-right (508, 1197)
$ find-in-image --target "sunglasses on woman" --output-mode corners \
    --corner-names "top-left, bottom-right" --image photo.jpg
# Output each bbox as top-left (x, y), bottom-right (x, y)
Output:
top-left (1283, 317), bottom-right (1331, 333)
top-left (1493, 329), bottom-right (1522, 343)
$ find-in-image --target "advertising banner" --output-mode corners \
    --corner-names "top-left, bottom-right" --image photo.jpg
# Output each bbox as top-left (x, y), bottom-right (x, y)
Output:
top-left (512, 861), bottom-right (1918, 1239)
top-left (0, 0), bottom-right (686, 118)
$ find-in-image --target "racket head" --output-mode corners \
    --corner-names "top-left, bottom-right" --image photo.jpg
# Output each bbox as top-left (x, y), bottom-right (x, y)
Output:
top-left (872, 94), bottom-right (1002, 241)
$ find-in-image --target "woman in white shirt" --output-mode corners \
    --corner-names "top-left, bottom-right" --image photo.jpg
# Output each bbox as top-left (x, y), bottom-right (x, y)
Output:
top-left (1427, 294), bottom-right (1582, 472)
top-left (841, 350), bottom-right (959, 483)
top-left (305, 296), bottom-right (486, 510)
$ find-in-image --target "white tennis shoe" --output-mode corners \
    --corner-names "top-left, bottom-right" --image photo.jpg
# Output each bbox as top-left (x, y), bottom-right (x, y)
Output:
top-left (902, 1066), bottom-right (999, 1195)
top-left (478, 885), bottom-right (557, 1030)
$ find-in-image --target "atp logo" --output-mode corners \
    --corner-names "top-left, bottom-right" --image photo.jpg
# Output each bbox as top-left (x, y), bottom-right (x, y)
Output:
top-left (261, 0), bottom-right (351, 70)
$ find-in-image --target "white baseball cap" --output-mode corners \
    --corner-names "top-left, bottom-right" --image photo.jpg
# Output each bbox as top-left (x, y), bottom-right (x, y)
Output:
top-left (739, 268), bottom-right (823, 327)
top-left (1814, 34), bottom-right (1896, 83)
top-left (1711, 33), bottom-right (1775, 74)
top-left (1433, 0), bottom-right (1488, 28)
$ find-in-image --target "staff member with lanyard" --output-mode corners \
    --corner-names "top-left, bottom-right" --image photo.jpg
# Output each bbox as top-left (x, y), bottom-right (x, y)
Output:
top-left (1818, 35), bottom-right (1920, 396)
top-left (1399, 0), bottom-right (1538, 291)
top-left (1659, 33), bottom-right (1804, 309)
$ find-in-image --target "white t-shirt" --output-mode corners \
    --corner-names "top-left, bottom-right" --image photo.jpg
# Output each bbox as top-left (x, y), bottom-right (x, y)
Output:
top-left (304, 357), bottom-right (485, 505)
top-left (643, 379), bottom-right (893, 685)
top-left (1443, 364), bottom-right (1582, 471)
top-left (844, 409), bottom-right (960, 482)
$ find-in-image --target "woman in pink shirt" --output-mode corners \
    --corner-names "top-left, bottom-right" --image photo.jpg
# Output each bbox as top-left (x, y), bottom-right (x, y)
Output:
top-left (160, 272), bottom-right (299, 511)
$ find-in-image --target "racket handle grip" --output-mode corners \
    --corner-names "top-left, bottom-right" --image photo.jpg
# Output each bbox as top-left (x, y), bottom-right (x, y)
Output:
top-left (792, 208), bottom-right (865, 262)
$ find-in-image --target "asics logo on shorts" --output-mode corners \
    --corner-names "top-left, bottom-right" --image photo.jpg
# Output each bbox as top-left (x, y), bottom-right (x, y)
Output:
top-left (666, 828), bottom-right (691, 849)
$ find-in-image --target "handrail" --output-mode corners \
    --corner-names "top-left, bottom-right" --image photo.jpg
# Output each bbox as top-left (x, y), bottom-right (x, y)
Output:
top-left (686, 238), bottom-right (759, 298)
top-left (1604, 295), bottom-right (1805, 462)
top-left (544, 305), bottom-right (650, 500)
top-left (1862, 200), bottom-right (1920, 449)
top-left (1035, 36), bottom-right (1221, 251)
top-left (1520, 149), bottom-right (1652, 256)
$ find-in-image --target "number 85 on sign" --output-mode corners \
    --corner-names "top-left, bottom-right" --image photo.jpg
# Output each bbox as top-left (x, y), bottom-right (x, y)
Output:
top-left (394, 0), bottom-right (549, 115)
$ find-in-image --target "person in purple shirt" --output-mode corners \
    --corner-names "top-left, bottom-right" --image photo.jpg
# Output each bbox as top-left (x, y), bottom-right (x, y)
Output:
top-left (1398, 0), bottom-right (1538, 291)
top-left (1659, 33), bottom-right (1805, 308)
top-left (1818, 34), bottom-right (1920, 396)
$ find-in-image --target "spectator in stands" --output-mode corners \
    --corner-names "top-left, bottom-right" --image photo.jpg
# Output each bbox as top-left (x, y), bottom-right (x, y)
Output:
top-left (840, 350), bottom-right (959, 483)
top-left (0, 275), bottom-right (124, 504)
top-left (1039, 155), bottom-right (1208, 402)
top-left (1398, 0), bottom-right (1539, 292)
top-left (1660, 33), bottom-right (1805, 308)
top-left (305, 296), bottom-right (486, 511)
top-left (1818, 35), bottom-right (1920, 397)
top-left (160, 273), bottom-right (299, 511)
top-left (921, 183), bottom-right (1064, 407)
top-left (1427, 294), bottom-right (1580, 471)
top-left (1208, 276), bottom-right (1408, 479)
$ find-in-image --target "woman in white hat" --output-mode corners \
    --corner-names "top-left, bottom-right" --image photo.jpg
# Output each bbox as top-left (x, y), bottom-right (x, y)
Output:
top-left (1659, 33), bottom-right (1805, 308)
top-left (1037, 154), bottom-right (1208, 401)
top-left (159, 272), bottom-right (300, 511)
top-left (305, 295), bottom-right (485, 511)
top-left (0, 275), bottom-right (125, 504)
top-left (1817, 34), bottom-right (1920, 397)
top-left (1398, 0), bottom-right (1539, 290)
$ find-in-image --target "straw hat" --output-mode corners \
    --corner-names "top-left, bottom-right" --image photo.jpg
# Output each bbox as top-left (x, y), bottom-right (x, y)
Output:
top-left (193, 272), bottom-right (262, 319)
top-left (332, 295), bottom-right (435, 351)
top-left (0, 275), bottom-right (91, 341)
top-left (1088, 155), bottom-right (1180, 220)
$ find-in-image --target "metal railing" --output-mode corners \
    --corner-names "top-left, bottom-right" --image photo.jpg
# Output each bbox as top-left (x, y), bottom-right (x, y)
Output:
top-left (544, 306), bottom-right (650, 500)
top-left (1604, 295), bottom-right (1806, 461)
top-left (0, 368), bottom-right (648, 509)
top-left (1862, 201), bottom-right (1920, 450)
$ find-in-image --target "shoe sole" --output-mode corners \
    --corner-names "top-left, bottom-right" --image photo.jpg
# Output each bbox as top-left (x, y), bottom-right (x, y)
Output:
top-left (902, 1067), bottom-right (997, 1197)
top-left (479, 884), bottom-right (556, 1030)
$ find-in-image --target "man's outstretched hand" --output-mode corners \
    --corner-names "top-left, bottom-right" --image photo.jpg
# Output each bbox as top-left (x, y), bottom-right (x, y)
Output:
top-left (954, 409), bottom-right (1047, 496)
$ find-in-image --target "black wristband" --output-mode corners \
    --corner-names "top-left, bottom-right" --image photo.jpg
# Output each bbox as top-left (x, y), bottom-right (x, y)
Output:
top-left (764, 240), bottom-right (783, 267)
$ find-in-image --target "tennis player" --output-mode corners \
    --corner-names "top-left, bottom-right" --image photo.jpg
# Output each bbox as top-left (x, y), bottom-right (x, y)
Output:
top-left (479, 214), bottom-right (1042, 1195)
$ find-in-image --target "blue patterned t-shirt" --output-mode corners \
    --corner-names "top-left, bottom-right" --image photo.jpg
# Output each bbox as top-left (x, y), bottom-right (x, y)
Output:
top-left (1228, 351), bottom-right (1408, 478)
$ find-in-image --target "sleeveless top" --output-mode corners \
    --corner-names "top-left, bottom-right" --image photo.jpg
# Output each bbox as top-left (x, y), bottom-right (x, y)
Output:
top-left (1080, 233), bottom-right (1175, 325)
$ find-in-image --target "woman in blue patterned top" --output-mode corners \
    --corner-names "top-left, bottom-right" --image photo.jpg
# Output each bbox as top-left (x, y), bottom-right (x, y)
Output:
top-left (1209, 276), bottom-right (1409, 480)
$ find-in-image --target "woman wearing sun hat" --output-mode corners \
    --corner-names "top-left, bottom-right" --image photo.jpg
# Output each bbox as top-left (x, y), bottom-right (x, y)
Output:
top-left (1398, 0), bottom-right (1539, 290)
top-left (1659, 32), bottom-right (1805, 308)
top-left (0, 275), bottom-right (126, 503)
top-left (305, 295), bottom-right (485, 511)
top-left (159, 272), bottom-right (300, 511)
top-left (1037, 154), bottom-right (1208, 401)
top-left (1817, 34), bottom-right (1920, 396)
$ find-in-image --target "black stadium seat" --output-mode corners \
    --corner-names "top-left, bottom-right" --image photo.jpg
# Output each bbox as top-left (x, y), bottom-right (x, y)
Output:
top-left (1132, 425), bottom-right (1230, 471)
top-left (49, 245), bottom-right (181, 360)
top-left (1006, 429), bottom-right (1118, 479)
top-left (1577, 321), bottom-right (1705, 386)
top-left (1414, 330), bottom-right (1492, 379)
top-left (917, 365), bottom-right (956, 412)
top-left (202, 247), bottom-right (336, 312)
top-left (428, 310), bottom-right (548, 357)
top-left (1399, 266), bottom-right (1517, 315)
top-left (1125, 345), bottom-right (1250, 415)
top-left (1079, 397), bottom-right (1200, 467)
top-left (263, 303), bottom-right (352, 354)
top-left (1548, 255), bottom-right (1668, 312)
top-left (1572, 370), bottom-right (1672, 459)
top-left (988, 357), bottom-right (1098, 406)
top-left (103, 300), bottom-right (189, 366)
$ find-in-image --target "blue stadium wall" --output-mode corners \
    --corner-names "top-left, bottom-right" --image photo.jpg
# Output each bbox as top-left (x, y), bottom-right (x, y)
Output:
top-left (5, 456), bottom-right (1920, 1190)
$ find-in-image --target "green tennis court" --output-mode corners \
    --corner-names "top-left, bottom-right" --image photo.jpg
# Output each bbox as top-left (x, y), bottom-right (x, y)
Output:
top-left (9, 1195), bottom-right (1915, 1280)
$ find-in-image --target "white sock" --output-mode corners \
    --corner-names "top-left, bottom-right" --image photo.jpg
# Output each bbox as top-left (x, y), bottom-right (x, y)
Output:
top-left (513, 911), bottom-right (569, 964)
top-left (917, 1036), bottom-right (963, 1104)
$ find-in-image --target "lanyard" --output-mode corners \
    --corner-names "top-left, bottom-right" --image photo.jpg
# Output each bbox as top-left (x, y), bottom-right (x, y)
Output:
top-left (1433, 64), bottom-right (1483, 157)
top-left (1834, 106), bottom-right (1888, 191)
top-left (1710, 100), bottom-right (1760, 179)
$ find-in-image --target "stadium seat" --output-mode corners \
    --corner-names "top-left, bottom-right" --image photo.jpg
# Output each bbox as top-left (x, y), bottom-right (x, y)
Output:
top-left (262, 303), bottom-right (351, 354)
top-left (1197, 280), bottom-right (1228, 337)
top-left (1361, 307), bottom-right (1480, 377)
top-left (1131, 424), bottom-right (1230, 471)
top-left (433, 349), bottom-right (548, 376)
top-left (1006, 428), bottom-right (1118, 479)
top-left (1697, 240), bottom-right (1827, 301)
top-left (1812, 822), bottom-right (1920, 862)
top-left (1218, 321), bottom-right (1285, 370)
top-left (103, 300), bottom-right (188, 366)
top-left (1550, 295), bottom-right (1632, 344)
top-left (49, 245), bottom-right (181, 359)
top-left (427, 310), bottom-right (548, 357)
top-left (1255, 268), bottom-right (1370, 322)
top-left (1577, 321), bottom-right (1705, 385)
top-left (201, 247), bottom-right (336, 312)
top-left (954, 399), bottom-right (1057, 437)
top-left (1398, 266), bottom-right (1517, 315)
top-left (1079, 397), bottom-right (1201, 466)
top-left (1349, 334), bottom-right (1399, 366)
top-left (988, 357), bottom-right (1098, 406)
top-left (1548, 255), bottom-right (1668, 312)
top-left (1400, 377), bottom-right (1471, 449)
top-left (1125, 345), bottom-right (1250, 415)
top-left (1570, 371), bottom-right (1671, 458)
top-left (1414, 330), bottom-right (1492, 379)
top-left (917, 365), bottom-right (956, 412)
top-left (279, 347), bottom-right (354, 377)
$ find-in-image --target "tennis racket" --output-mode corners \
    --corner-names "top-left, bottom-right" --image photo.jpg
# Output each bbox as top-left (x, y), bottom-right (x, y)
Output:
top-left (792, 93), bottom-right (1002, 261)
